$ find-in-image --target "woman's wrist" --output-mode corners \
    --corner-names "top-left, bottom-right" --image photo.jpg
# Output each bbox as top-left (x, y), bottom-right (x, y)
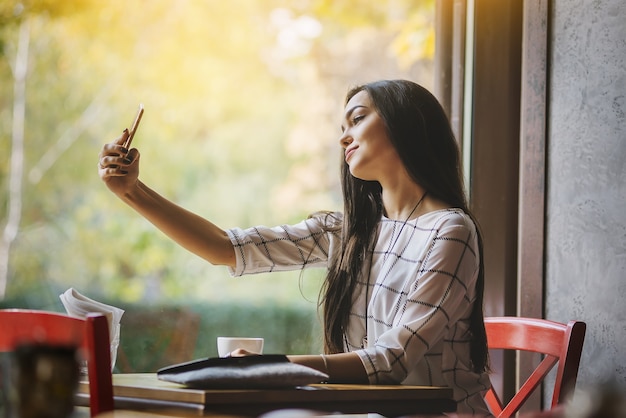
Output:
top-left (287, 352), bottom-right (368, 384)
top-left (121, 179), bottom-right (146, 203)
top-left (287, 354), bottom-right (330, 378)
top-left (320, 354), bottom-right (329, 376)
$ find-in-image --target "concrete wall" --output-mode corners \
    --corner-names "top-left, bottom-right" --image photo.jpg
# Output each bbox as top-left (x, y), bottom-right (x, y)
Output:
top-left (546, 0), bottom-right (626, 388)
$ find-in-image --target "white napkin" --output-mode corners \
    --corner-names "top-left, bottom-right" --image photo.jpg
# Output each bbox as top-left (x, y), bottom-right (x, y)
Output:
top-left (60, 287), bottom-right (124, 369)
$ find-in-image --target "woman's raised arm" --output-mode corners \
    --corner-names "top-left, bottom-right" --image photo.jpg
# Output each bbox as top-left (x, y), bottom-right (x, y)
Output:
top-left (98, 130), bottom-right (235, 267)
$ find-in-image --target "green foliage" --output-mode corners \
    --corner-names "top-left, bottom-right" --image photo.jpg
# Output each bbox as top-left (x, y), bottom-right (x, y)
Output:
top-left (0, 296), bottom-right (322, 372)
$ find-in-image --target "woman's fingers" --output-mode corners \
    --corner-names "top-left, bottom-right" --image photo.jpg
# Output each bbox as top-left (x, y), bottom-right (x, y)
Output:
top-left (98, 131), bottom-right (140, 196)
top-left (98, 133), bottom-right (139, 172)
top-left (229, 348), bottom-right (257, 357)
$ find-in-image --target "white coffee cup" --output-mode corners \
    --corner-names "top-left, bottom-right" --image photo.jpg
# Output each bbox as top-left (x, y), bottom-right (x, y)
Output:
top-left (217, 337), bottom-right (264, 357)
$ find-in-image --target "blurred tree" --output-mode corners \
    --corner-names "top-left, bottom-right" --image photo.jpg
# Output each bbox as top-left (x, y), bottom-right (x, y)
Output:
top-left (0, 0), bottom-right (99, 298)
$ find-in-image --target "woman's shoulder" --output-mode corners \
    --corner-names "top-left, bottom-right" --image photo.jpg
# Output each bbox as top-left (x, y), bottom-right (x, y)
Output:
top-left (418, 208), bottom-right (475, 231)
top-left (307, 210), bottom-right (343, 230)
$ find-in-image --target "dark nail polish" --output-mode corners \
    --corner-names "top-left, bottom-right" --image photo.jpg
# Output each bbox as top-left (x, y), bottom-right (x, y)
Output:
top-left (120, 170), bottom-right (128, 174)
top-left (120, 147), bottom-right (129, 154)
top-left (123, 158), bottom-right (132, 164)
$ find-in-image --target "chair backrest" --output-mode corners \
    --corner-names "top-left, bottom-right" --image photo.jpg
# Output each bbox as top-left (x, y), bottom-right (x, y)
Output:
top-left (0, 309), bottom-right (114, 417)
top-left (484, 317), bottom-right (586, 417)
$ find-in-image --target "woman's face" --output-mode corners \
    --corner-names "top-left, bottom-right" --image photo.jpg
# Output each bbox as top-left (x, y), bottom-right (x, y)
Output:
top-left (339, 90), bottom-right (403, 182)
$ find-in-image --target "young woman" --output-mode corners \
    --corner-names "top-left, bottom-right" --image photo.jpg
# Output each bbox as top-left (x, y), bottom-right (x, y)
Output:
top-left (99, 79), bottom-right (492, 415)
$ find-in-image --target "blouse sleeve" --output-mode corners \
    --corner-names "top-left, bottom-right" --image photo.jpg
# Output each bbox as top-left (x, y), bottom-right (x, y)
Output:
top-left (358, 215), bottom-right (481, 384)
top-left (226, 212), bottom-right (342, 276)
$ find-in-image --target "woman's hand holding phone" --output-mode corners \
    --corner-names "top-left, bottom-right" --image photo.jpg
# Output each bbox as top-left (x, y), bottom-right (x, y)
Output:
top-left (98, 104), bottom-right (144, 195)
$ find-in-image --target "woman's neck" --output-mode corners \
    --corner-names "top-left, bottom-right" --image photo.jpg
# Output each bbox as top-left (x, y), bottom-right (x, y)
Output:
top-left (381, 184), bottom-right (428, 220)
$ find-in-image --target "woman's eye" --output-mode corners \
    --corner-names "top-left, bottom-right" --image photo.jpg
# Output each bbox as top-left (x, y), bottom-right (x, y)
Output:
top-left (352, 114), bottom-right (365, 124)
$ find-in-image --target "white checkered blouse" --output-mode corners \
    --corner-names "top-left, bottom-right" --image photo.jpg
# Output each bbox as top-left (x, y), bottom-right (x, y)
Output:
top-left (227, 208), bottom-right (492, 415)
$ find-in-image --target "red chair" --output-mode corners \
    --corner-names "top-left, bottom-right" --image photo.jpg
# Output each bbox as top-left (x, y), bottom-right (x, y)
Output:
top-left (484, 317), bottom-right (586, 417)
top-left (0, 309), bottom-right (114, 417)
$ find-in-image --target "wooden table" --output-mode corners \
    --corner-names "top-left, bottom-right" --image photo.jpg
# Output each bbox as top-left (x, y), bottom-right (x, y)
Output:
top-left (78, 373), bottom-right (456, 417)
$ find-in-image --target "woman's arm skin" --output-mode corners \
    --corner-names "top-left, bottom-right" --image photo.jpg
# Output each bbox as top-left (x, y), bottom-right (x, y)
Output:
top-left (121, 180), bottom-right (235, 266)
top-left (288, 352), bottom-right (369, 384)
top-left (98, 131), bottom-right (235, 267)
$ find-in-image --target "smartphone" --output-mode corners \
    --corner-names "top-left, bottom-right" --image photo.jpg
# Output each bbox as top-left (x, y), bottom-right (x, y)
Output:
top-left (123, 104), bottom-right (144, 149)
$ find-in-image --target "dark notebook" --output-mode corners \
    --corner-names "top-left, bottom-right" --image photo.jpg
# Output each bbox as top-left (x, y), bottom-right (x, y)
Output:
top-left (157, 354), bottom-right (328, 389)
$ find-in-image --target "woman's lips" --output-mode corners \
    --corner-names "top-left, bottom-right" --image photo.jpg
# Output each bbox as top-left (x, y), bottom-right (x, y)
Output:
top-left (345, 146), bottom-right (357, 161)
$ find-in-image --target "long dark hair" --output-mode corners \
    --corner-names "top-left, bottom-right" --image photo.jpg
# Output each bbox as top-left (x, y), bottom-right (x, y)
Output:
top-left (320, 79), bottom-right (488, 373)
